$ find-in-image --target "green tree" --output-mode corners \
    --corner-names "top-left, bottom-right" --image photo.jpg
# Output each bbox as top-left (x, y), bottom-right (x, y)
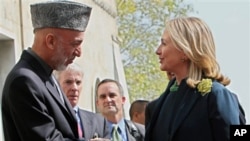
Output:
top-left (116, 0), bottom-right (193, 102)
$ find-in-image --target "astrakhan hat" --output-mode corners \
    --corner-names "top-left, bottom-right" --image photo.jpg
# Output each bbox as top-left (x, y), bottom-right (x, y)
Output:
top-left (30, 0), bottom-right (92, 32)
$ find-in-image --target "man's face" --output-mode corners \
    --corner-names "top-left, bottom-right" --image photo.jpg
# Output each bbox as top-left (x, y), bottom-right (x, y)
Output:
top-left (96, 82), bottom-right (125, 117)
top-left (58, 70), bottom-right (83, 107)
top-left (134, 111), bottom-right (146, 125)
top-left (52, 29), bottom-right (84, 71)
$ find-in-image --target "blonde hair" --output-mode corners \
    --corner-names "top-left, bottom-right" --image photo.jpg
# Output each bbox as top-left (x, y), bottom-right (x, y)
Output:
top-left (165, 17), bottom-right (230, 88)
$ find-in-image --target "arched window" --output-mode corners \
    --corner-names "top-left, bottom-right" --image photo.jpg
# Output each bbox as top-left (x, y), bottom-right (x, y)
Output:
top-left (92, 78), bottom-right (100, 113)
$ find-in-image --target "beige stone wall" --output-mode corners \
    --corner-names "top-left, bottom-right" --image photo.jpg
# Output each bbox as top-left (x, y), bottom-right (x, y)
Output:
top-left (0, 0), bottom-right (130, 140)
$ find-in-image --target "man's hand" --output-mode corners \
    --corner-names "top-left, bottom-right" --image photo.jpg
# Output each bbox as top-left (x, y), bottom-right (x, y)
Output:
top-left (89, 138), bottom-right (110, 141)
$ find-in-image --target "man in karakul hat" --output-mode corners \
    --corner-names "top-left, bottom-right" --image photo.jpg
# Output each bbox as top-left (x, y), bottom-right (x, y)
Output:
top-left (1, 0), bottom-right (92, 141)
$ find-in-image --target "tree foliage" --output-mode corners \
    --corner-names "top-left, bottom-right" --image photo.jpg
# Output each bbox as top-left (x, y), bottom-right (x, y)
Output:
top-left (116, 0), bottom-right (193, 102)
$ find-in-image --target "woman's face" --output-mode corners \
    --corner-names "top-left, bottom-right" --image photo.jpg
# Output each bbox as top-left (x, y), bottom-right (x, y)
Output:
top-left (155, 30), bottom-right (184, 73)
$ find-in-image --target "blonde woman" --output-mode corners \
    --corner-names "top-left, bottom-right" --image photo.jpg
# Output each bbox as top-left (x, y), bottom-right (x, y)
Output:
top-left (145, 17), bottom-right (245, 141)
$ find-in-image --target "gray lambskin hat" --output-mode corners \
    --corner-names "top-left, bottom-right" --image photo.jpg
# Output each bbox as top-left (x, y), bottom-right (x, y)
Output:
top-left (30, 0), bottom-right (92, 32)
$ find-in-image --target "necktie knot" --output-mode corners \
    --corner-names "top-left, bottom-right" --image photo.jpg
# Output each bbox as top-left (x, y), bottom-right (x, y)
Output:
top-left (113, 124), bottom-right (119, 131)
top-left (112, 124), bottom-right (121, 141)
top-left (74, 110), bottom-right (79, 119)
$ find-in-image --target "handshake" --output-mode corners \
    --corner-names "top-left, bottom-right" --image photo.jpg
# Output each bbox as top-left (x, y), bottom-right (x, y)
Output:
top-left (88, 133), bottom-right (110, 141)
top-left (89, 138), bottom-right (110, 141)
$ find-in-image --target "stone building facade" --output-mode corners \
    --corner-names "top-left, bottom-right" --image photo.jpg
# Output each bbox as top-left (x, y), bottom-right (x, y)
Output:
top-left (0, 0), bottom-right (130, 139)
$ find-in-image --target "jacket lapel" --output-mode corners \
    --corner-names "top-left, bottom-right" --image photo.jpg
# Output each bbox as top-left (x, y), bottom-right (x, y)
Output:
top-left (21, 50), bottom-right (78, 138)
top-left (170, 83), bottom-right (200, 136)
top-left (22, 50), bottom-right (76, 123)
top-left (145, 79), bottom-right (175, 140)
top-left (126, 125), bottom-right (136, 141)
top-left (64, 94), bottom-right (77, 121)
top-left (146, 79), bottom-right (201, 140)
top-left (46, 79), bottom-right (77, 125)
top-left (79, 110), bottom-right (93, 139)
top-left (45, 80), bottom-right (66, 105)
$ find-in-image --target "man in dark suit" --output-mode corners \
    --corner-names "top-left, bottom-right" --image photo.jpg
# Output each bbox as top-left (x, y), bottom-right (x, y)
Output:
top-left (96, 79), bottom-right (145, 141)
top-left (1, 1), bottom-right (92, 141)
top-left (54, 63), bottom-right (110, 140)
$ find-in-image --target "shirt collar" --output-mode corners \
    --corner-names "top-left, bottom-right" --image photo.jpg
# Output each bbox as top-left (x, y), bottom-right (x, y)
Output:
top-left (73, 106), bottom-right (79, 112)
top-left (107, 118), bottom-right (127, 140)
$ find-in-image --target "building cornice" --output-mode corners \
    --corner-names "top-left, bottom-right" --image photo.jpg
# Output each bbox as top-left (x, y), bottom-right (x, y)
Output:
top-left (93, 0), bottom-right (117, 18)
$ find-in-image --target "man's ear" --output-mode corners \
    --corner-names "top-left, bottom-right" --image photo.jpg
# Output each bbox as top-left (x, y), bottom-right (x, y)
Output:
top-left (45, 33), bottom-right (56, 50)
top-left (134, 112), bottom-right (139, 118)
top-left (122, 96), bottom-right (126, 104)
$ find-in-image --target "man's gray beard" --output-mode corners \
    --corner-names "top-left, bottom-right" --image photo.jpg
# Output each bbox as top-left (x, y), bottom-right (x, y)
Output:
top-left (55, 63), bottom-right (67, 71)
top-left (52, 44), bottom-right (68, 71)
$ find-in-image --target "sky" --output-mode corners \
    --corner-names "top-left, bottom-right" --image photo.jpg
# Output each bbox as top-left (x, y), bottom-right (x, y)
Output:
top-left (186, 0), bottom-right (250, 123)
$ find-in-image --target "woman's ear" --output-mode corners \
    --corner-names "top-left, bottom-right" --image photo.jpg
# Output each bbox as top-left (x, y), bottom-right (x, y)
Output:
top-left (181, 53), bottom-right (189, 61)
